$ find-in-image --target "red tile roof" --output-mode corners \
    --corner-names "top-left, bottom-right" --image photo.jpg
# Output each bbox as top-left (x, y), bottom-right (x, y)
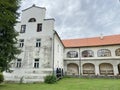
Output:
top-left (62, 34), bottom-right (120, 48)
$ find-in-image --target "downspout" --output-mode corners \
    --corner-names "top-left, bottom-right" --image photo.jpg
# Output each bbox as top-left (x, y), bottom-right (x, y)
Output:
top-left (79, 48), bottom-right (81, 77)
top-left (52, 31), bottom-right (55, 75)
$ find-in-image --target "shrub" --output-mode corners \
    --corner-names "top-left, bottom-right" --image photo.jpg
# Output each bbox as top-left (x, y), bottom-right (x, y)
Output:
top-left (44, 75), bottom-right (57, 84)
top-left (0, 73), bottom-right (4, 83)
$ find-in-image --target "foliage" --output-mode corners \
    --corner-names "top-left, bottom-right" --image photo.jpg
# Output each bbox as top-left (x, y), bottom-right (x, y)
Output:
top-left (44, 75), bottom-right (57, 84)
top-left (0, 0), bottom-right (21, 71)
top-left (0, 73), bottom-right (4, 83)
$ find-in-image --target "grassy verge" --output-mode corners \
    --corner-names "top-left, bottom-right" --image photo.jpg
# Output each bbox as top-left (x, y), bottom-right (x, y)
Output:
top-left (0, 78), bottom-right (120, 90)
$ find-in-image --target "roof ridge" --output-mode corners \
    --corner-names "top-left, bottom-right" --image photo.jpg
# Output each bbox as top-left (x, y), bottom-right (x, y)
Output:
top-left (62, 34), bottom-right (120, 41)
top-left (22, 4), bottom-right (46, 12)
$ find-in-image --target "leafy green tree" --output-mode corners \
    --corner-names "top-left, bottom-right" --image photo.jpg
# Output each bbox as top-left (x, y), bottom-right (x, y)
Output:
top-left (0, 0), bottom-right (21, 72)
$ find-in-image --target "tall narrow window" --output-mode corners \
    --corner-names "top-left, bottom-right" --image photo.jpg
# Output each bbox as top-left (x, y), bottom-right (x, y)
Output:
top-left (20, 25), bottom-right (26, 33)
top-left (36, 39), bottom-right (41, 47)
top-left (34, 59), bottom-right (39, 68)
top-left (19, 39), bottom-right (24, 47)
top-left (37, 23), bottom-right (42, 32)
top-left (16, 59), bottom-right (22, 68)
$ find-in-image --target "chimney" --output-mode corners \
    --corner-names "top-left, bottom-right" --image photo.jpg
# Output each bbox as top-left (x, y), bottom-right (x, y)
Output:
top-left (32, 4), bottom-right (36, 7)
top-left (100, 33), bottom-right (104, 40)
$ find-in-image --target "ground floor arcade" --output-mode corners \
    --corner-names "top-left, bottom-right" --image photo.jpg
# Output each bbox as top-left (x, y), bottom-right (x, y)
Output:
top-left (64, 60), bottom-right (120, 76)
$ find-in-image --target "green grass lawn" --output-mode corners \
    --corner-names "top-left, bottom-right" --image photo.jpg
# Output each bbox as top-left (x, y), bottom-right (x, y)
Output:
top-left (0, 78), bottom-right (120, 90)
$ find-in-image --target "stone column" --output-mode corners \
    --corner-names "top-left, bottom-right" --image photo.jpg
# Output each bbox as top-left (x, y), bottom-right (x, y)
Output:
top-left (113, 65), bottom-right (118, 75)
top-left (80, 64), bottom-right (83, 75)
top-left (95, 64), bottom-right (100, 75)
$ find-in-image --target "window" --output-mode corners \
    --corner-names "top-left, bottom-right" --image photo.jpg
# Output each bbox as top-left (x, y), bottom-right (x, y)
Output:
top-left (20, 25), bottom-right (26, 33)
top-left (98, 49), bottom-right (111, 57)
top-left (82, 50), bottom-right (94, 57)
top-left (16, 59), bottom-right (22, 68)
top-left (36, 39), bottom-right (41, 47)
top-left (19, 39), bottom-right (24, 47)
top-left (34, 59), bottom-right (39, 68)
top-left (37, 23), bottom-right (42, 32)
top-left (28, 18), bottom-right (36, 22)
top-left (67, 51), bottom-right (78, 58)
top-left (115, 48), bottom-right (120, 56)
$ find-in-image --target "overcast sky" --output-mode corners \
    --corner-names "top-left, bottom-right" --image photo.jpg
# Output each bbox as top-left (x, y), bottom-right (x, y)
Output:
top-left (19, 0), bottom-right (120, 39)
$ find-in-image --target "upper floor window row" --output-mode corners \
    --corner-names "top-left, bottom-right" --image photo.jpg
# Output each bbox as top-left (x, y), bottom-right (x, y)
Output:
top-left (66, 48), bottom-right (120, 58)
top-left (66, 49), bottom-right (112, 58)
top-left (16, 58), bottom-right (40, 68)
top-left (18, 38), bottom-right (41, 48)
top-left (20, 23), bottom-right (42, 33)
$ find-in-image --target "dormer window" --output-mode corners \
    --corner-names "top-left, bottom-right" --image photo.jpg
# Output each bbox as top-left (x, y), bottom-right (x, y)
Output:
top-left (28, 18), bottom-right (36, 22)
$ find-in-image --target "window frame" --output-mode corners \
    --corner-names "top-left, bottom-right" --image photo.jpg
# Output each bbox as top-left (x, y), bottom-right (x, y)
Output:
top-left (82, 50), bottom-right (94, 57)
top-left (37, 23), bottom-right (42, 32)
top-left (115, 48), bottom-right (120, 56)
top-left (97, 49), bottom-right (111, 57)
top-left (34, 59), bottom-right (39, 68)
top-left (28, 18), bottom-right (36, 22)
top-left (19, 39), bottom-right (24, 48)
top-left (16, 59), bottom-right (22, 68)
top-left (67, 51), bottom-right (78, 58)
top-left (20, 25), bottom-right (26, 33)
top-left (36, 39), bottom-right (41, 47)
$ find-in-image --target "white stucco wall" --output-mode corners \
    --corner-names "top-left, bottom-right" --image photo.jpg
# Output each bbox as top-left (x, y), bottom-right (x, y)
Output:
top-left (54, 33), bottom-right (64, 69)
top-left (14, 6), bottom-right (55, 69)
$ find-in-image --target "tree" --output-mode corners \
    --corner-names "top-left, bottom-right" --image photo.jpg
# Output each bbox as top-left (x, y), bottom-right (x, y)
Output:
top-left (0, 0), bottom-right (21, 72)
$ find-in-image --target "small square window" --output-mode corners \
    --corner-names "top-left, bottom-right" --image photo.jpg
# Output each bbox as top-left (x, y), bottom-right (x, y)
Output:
top-left (36, 39), bottom-right (41, 47)
top-left (16, 59), bottom-right (22, 68)
top-left (19, 39), bottom-right (24, 47)
top-left (34, 59), bottom-right (39, 68)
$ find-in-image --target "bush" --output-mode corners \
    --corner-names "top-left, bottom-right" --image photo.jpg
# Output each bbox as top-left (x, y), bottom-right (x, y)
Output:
top-left (0, 73), bottom-right (4, 83)
top-left (44, 75), bottom-right (57, 84)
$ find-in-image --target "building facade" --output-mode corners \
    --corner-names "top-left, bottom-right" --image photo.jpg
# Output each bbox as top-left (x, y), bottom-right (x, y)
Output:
top-left (3, 5), bottom-right (120, 83)
top-left (3, 5), bottom-right (64, 83)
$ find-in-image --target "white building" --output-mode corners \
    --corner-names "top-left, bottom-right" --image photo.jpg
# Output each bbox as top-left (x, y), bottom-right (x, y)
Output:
top-left (3, 5), bottom-right (120, 83)
top-left (3, 5), bottom-right (64, 83)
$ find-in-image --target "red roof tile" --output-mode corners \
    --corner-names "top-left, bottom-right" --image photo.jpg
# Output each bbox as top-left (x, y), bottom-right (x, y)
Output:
top-left (62, 34), bottom-right (120, 48)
